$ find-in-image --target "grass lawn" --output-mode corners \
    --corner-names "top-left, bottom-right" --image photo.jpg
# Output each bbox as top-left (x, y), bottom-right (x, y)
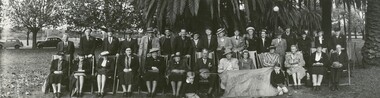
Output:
top-left (1, 42), bottom-right (379, 98)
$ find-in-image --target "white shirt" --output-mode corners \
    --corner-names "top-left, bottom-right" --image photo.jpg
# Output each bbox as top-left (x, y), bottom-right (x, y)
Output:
top-left (315, 52), bottom-right (322, 61)
top-left (194, 39), bottom-right (199, 46)
top-left (319, 36), bottom-right (323, 44)
top-left (101, 59), bottom-right (107, 67)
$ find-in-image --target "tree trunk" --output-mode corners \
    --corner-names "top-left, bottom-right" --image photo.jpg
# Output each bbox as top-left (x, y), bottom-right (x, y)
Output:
top-left (26, 31), bottom-right (30, 46)
top-left (321, 0), bottom-right (332, 38)
top-left (31, 28), bottom-right (40, 49)
top-left (362, 0), bottom-right (380, 66)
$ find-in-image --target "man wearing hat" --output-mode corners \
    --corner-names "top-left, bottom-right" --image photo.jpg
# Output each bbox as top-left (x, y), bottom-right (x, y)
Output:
top-left (330, 28), bottom-right (346, 52)
top-left (119, 31), bottom-right (138, 55)
top-left (199, 28), bottom-right (218, 53)
top-left (79, 29), bottom-right (96, 57)
top-left (262, 46), bottom-right (281, 68)
top-left (102, 28), bottom-right (119, 55)
top-left (57, 33), bottom-right (75, 60)
top-left (271, 32), bottom-right (287, 63)
top-left (144, 48), bottom-right (165, 97)
top-left (216, 28), bottom-right (232, 60)
top-left (256, 30), bottom-right (272, 54)
top-left (49, 52), bottom-right (69, 98)
top-left (246, 27), bottom-right (257, 51)
top-left (173, 29), bottom-right (192, 57)
top-left (282, 27), bottom-right (298, 52)
top-left (159, 28), bottom-right (176, 56)
top-left (139, 27), bottom-right (160, 72)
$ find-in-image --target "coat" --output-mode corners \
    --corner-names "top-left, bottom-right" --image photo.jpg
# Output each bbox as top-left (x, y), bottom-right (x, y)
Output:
top-left (173, 36), bottom-right (192, 56)
top-left (314, 36), bottom-right (329, 49)
top-left (79, 36), bottom-right (96, 55)
top-left (117, 55), bottom-right (140, 75)
top-left (199, 35), bottom-right (218, 52)
top-left (194, 58), bottom-right (217, 73)
top-left (330, 51), bottom-right (348, 69)
top-left (102, 37), bottom-right (119, 55)
top-left (230, 36), bottom-right (246, 52)
top-left (145, 57), bottom-right (166, 75)
top-left (217, 36), bottom-right (232, 51)
top-left (159, 36), bottom-right (175, 55)
top-left (297, 37), bottom-right (312, 54)
top-left (50, 59), bottom-right (69, 76)
top-left (119, 38), bottom-right (139, 54)
top-left (271, 38), bottom-right (287, 56)
top-left (139, 36), bottom-right (161, 57)
top-left (96, 58), bottom-right (115, 76)
top-left (256, 37), bottom-right (272, 54)
top-left (57, 41), bottom-right (75, 55)
top-left (330, 35), bottom-right (347, 50)
top-left (282, 33), bottom-right (298, 51)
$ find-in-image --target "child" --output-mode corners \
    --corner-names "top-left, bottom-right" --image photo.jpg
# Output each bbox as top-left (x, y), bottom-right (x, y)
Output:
top-left (270, 64), bottom-right (288, 95)
top-left (182, 72), bottom-right (199, 98)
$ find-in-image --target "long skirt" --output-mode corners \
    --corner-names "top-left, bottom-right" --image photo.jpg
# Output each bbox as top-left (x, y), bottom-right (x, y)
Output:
top-left (143, 71), bottom-right (161, 81)
top-left (49, 73), bottom-right (64, 84)
top-left (119, 71), bottom-right (135, 85)
top-left (287, 66), bottom-right (306, 79)
top-left (169, 73), bottom-right (186, 82)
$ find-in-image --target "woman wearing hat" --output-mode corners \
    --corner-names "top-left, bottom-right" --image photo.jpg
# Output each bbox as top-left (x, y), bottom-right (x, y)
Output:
top-left (49, 52), bottom-right (69, 98)
top-left (245, 27), bottom-right (257, 51)
top-left (96, 51), bottom-right (114, 97)
top-left (218, 49), bottom-right (239, 74)
top-left (238, 50), bottom-right (255, 70)
top-left (309, 45), bottom-right (329, 91)
top-left (216, 28), bottom-right (232, 61)
top-left (117, 48), bottom-right (140, 97)
top-left (262, 46), bottom-right (281, 68)
top-left (285, 45), bottom-right (306, 89)
top-left (144, 48), bottom-right (166, 97)
top-left (71, 54), bottom-right (92, 97)
top-left (167, 54), bottom-right (189, 97)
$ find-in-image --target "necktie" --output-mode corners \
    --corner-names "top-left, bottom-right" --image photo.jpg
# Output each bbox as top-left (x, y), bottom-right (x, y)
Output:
top-left (58, 60), bottom-right (62, 71)
top-left (203, 59), bottom-right (207, 64)
top-left (109, 37), bottom-right (112, 44)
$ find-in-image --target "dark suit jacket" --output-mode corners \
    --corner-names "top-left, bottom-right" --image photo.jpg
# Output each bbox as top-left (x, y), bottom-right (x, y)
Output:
top-left (79, 36), bottom-right (96, 55)
top-left (57, 41), bottom-right (75, 55)
top-left (102, 37), bottom-right (119, 55)
top-left (256, 37), bottom-right (272, 54)
top-left (194, 58), bottom-right (217, 73)
top-left (297, 37), bottom-right (312, 54)
top-left (117, 55), bottom-right (140, 75)
top-left (270, 70), bottom-right (285, 87)
top-left (145, 57), bottom-right (166, 75)
top-left (191, 39), bottom-right (202, 52)
top-left (159, 36), bottom-right (175, 55)
top-left (50, 59), bottom-right (69, 76)
top-left (314, 36), bottom-right (329, 48)
top-left (199, 35), bottom-right (218, 52)
top-left (119, 38), bottom-right (139, 54)
top-left (71, 58), bottom-right (92, 75)
top-left (330, 35), bottom-right (347, 50)
top-left (282, 33), bottom-right (298, 51)
top-left (309, 52), bottom-right (329, 68)
top-left (167, 60), bottom-right (189, 74)
top-left (330, 52), bottom-right (348, 69)
top-left (173, 36), bottom-right (192, 55)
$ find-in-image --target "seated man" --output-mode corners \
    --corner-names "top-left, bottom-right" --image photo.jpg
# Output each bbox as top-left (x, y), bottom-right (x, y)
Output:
top-left (194, 49), bottom-right (218, 97)
top-left (49, 52), bottom-right (69, 98)
top-left (117, 48), bottom-right (139, 97)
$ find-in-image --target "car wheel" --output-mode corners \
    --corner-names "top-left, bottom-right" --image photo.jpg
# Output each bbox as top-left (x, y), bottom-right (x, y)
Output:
top-left (15, 45), bottom-right (20, 49)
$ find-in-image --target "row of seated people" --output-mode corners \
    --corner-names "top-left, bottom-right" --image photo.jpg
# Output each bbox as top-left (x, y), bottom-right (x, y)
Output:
top-left (47, 43), bottom-right (348, 98)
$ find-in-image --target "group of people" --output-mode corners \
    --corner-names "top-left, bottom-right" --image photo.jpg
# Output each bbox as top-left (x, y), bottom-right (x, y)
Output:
top-left (47, 26), bottom-right (348, 98)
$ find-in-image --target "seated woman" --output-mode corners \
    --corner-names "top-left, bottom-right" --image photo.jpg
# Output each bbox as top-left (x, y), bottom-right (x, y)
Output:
top-left (96, 51), bottom-right (114, 97)
top-left (117, 48), bottom-right (139, 97)
top-left (167, 54), bottom-right (189, 97)
top-left (194, 49), bottom-right (218, 97)
top-left (262, 46), bottom-right (281, 68)
top-left (309, 45), bottom-right (329, 91)
top-left (285, 45), bottom-right (306, 89)
top-left (218, 49), bottom-right (239, 89)
top-left (71, 54), bottom-right (92, 97)
top-left (239, 50), bottom-right (255, 70)
top-left (330, 44), bottom-right (347, 91)
top-left (144, 48), bottom-right (165, 97)
top-left (49, 52), bottom-right (69, 98)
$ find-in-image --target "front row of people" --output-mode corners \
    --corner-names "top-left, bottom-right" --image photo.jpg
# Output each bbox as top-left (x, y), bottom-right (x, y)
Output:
top-left (48, 44), bottom-right (347, 97)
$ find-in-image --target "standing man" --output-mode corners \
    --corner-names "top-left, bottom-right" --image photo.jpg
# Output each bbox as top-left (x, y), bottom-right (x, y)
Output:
top-left (79, 29), bottom-right (96, 57)
top-left (271, 32), bottom-right (287, 64)
top-left (199, 28), bottom-right (218, 52)
top-left (102, 28), bottom-right (119, 55)
top-left (57, 33), bottom-right (75, 60)
top-left (139, 28), bottom-right (160, 73)
top-left (330, 28), bottom-right (346, 51)
top-left (256, 30), bottom-right (271, 54)
top-left (159, 28), bottom-right (175, 57)
top-left (173, 29), bottom-right (192, 57)
top-left (120, 32), bottom-right (139, 55)
top-left (282, 27), bottom-right (297, 52)
top-left (230, 30), bottom-right (246, 58)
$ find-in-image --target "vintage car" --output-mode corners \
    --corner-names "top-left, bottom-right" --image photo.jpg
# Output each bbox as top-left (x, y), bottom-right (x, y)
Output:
top-left (37, 37), bottom-right (62, 49)
top-left (0, 39), bottom-right (24, 49)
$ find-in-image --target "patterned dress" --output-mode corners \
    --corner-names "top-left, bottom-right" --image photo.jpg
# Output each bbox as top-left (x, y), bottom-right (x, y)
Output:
top-left (262, 53), bottom-right (281, 68)
top-left (284, 52), bottom-right (306, 79)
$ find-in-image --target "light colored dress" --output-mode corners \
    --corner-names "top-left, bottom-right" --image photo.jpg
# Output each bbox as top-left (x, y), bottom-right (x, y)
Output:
top-left (262, 52), bottom-right (281, 68)
top-left (218, 58), bottom-right (239, 73)
top-left (284, 51), bottom-right (306, 79)
top-left (238, 58), bottom-right (255, 70)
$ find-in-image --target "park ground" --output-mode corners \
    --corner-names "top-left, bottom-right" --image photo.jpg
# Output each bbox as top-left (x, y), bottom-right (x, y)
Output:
top-left (1, 39), bottom-right (380, 98)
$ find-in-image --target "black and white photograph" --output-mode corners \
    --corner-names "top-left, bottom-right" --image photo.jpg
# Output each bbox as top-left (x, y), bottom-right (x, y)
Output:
top-left (0, 0), bottom-right (376, 98)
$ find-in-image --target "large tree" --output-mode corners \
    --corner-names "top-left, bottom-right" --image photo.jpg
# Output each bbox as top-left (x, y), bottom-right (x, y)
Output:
top-left (362, 0), bottom-right (380, 66)
top-left (7, 0), bottom-right (64, 49)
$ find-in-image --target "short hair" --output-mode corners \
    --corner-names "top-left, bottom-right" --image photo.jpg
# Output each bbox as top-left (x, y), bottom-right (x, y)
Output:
top-left (290, 45), bottom-right (298, 50)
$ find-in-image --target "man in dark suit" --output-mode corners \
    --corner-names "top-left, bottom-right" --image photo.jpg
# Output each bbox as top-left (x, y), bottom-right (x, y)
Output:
top-left (314, 31), bottom-right (329, 50)
top-left (159, 28), bottom-right (175, 56)
top-left (119, 32), bottom-right (138, 55)
top-left (256, 30), bottom-right (272, 54)
top-left (194, 49), bottom-right (218, 97)
top-left (330, 44), bottom-right (348, 91)
top-left (102, 29), bottom-right (119, 55)
top-left (330, 29), bottom-right (346, 51)
top-left (173, 29), bottom-right (192, 57)
top-left (79, 29), bottom-right (96, 56)
top-left (117, 48), bottom-right (140, 97)
top-left (57, 34), bottom-right (75, 60)
top-left (199, 28), bottom-right (218, 52)
top-left (282, 28), bottom-right (298, 51)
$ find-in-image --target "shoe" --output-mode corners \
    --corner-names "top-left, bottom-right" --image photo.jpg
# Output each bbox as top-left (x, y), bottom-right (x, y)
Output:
top-left (57, 92), bottom-right (61, 98)
top-left (317, 86), bottom-right (321, 91)
top-left (123, 92), bottom-right (127, 97)
top-left (128, 92), bottom-right (133, 97)
top-left (53, 93), bottom-right (57, 98)
top-left (312, 86), bottom-right (316, 91)
top-left (79, 92), bottom-right (83, 97)
top-left (147, 93), bottom-right (151, 97)
top-left (97, 92), bottom-right (101, 97)
top-left (335, 85), bottom-right (340, 91)
top-left (151, 92), bottom-right (155, 97)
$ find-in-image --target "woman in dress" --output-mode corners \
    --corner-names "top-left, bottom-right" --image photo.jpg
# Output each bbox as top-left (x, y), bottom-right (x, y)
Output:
top-left (285, 45), bottom-right (306, 89)
top-left (167, 54), bottom-right (189, 97)
top-left (49, 52), bottom-right (69, 98)
top-left (117, 48), bottom-right (139, 97)
top-left (144, 48), bottom-right (165, 97)
top-left (309, 45), bottom-right (329, 91)
top-left (96, 51), bottom-right (114, 97)
top-left (71, 54), bottom-right (92, 97)
top-left (238, 50), bottom-right (255, 70)
top-left (218, 49), bottom-right (239, 89)
top-left (262, 46), bottom-right (281, 68)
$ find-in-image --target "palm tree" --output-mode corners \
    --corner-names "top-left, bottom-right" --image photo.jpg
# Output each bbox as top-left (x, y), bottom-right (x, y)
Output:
top-left (362, 0), bottom-right (380, 66)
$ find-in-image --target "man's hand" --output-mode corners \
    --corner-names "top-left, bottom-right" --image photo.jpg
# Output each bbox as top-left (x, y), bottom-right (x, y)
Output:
top-left (123, 69), bottom-right (131, 72)
top-left (88, 54), bottom-right (93, 58)
top-left (185, 55), bottom-right (191, 58)
top-left (54, 71), bottom-right (62, 74)
top-left (152, 67), bottom-right (159, 70)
